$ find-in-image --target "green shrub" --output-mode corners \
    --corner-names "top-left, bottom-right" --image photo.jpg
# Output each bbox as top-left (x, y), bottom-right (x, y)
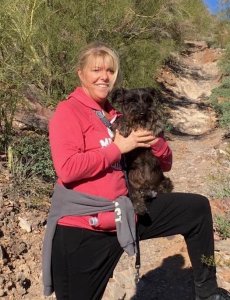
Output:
top-left (210, 76), bottom-right (230, 130)
top-left (0, 0), bottom-right (214, 106)
top-left (214, 214), bottom-right (230, 239)
top-left (210, 42), bottom-right (230, 130)
top-left (208, 143), bottom-right (230, 198)
top-left (209, 171), bottom-right (230, 198)
top-left (10, 133), bottom-right (55, 182)
top-left (5, 155), bottom-right (53, 205)
top-left (4, 133), bottom-right (55, 204)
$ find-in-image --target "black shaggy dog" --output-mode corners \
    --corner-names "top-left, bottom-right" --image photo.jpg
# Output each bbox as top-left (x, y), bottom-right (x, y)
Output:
top-left (110, 88), bottom-right (173, 215)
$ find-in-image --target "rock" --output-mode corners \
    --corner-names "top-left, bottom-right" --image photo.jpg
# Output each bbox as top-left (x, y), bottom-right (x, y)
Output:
top-left (157, 41), bottom-right (223, 135)
top-left (168, 105), bottom-right (217, 135)
top-left (18, 217), bottom-right (32, 233)
top-left (13, 84), bottom-right (53, 132)
top-left (184, 40), bottom-right (208, 51)
top-left (0, 245), bottom-right (7, 264)
top-left (15, 282), bottom-right (27, 296)
top-left (7, 281), bottom-right (14, 289)
top-left (0, 276), bottom-right (4, 287)
top-left (0, 191), bottom-right (3, 208)
top-left (18, 242), bottom-right (28, 255)
top-left (0, 288), bottom-right (5, 297)
top-left (0, 246), bottom-right (4, 261)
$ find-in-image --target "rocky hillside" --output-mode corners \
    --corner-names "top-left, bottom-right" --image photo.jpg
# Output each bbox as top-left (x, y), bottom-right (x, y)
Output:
top-left (0, 41), bottom-right (229, 300)
top-left (158, 40), bottom-right (223, 136)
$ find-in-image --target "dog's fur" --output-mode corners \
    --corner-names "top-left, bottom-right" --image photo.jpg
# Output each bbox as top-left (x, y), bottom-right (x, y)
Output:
top-left (110, 88), bottom-right (173, 215)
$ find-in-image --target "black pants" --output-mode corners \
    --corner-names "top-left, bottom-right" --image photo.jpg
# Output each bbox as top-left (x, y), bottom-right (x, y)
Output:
top-left (51, 193), bottom-right (217, 300)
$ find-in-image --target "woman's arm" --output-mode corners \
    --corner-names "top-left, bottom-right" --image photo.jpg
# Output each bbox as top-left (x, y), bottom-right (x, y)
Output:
top-left (49, 103), bottom-right (121, 183)
top-left (150, 137), bottom-right (172, 172)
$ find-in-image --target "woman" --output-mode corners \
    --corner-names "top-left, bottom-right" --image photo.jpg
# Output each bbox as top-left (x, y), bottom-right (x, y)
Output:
top-left (42, 42), bottom-right (230, 300)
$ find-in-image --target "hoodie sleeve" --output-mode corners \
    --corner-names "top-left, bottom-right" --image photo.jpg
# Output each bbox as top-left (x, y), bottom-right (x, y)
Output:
top-left (151, 137), bottom-right (172, 172)
top-left (49, 102), bottom-right (121, 183)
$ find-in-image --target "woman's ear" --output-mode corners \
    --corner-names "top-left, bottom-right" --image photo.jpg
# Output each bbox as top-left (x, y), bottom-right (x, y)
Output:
top-left (77, 68), bottom-right (83, 81)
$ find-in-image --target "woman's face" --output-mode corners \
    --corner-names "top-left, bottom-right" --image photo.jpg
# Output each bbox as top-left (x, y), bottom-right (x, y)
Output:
top-left (78, 55), bottom-right (116, 106)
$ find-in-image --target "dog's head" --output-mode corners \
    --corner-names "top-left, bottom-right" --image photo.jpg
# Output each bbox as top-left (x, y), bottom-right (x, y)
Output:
top-left (110, 88), bottom-right (164, 136)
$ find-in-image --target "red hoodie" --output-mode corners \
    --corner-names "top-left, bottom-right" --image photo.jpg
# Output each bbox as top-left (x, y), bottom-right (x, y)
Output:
top-left (49, 87), bottom-right (172, 231)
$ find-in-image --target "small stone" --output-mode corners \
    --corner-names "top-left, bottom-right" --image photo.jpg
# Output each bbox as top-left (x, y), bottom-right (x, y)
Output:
top-left (18, 242), bottom-right (27, 255)
top-left (0, 191), bottom-right (3, 209)
top-left (0, 245), bottom-right (7, 262)
top-left (0, 246), bottom-right (3, 261)
top-left (7, 281), bottom-right (13, 288)
top-left (16, 272), bottom-right (25, 282)
top-left (16, 282), bottom-right (27, 296)
top-left (0, 288), bottom-right (5, 297)
top-left (18, 217), bottom-right (32, 233)
top-left (0, 276), bottom-right (5, 287)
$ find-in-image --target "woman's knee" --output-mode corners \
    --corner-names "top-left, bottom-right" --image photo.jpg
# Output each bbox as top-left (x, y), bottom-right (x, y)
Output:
top-left (189, 194), bottom-right (212, 219)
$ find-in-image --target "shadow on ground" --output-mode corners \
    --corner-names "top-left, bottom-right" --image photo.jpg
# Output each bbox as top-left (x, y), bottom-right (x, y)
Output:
top-left (131, 254), bottom-right (195, 300)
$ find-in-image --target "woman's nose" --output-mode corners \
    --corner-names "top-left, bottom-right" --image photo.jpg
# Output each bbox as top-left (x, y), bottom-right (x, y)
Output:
top-left (101, 70), bottom-right (109, 80)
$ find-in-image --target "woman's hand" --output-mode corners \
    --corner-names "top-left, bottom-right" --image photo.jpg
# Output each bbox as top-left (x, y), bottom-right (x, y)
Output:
top-left (113, 129), bottom-right (156, 154)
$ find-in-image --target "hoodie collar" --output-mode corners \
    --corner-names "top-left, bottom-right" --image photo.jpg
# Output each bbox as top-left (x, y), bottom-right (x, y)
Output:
top-left (68, 87), bottom-right (119, 117)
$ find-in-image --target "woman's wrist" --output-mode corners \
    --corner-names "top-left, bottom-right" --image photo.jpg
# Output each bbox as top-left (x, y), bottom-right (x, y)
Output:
top-left (149, 137), bottom-right (160, 145)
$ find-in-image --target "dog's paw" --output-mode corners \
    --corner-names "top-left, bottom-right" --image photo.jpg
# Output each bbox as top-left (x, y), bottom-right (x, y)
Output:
top-left (134, 202), bottom-right (148, 215)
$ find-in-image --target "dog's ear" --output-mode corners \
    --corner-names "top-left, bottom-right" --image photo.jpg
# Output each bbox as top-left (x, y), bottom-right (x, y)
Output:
top-left (110, 88), bottom-right (127, 104)
top-left (147, 88), bottom-right (164, 104)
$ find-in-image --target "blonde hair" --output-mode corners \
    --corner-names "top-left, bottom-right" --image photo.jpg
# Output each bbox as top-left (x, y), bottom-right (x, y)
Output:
top-left (77, 41), bottom-right (120, 88)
